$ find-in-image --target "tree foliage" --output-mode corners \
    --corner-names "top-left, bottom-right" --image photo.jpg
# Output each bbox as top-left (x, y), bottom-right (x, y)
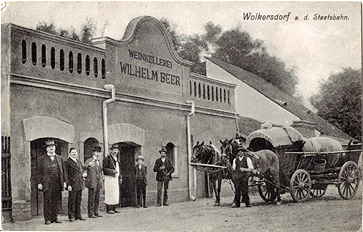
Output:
top-left (310, 68), bottom-right (362, 141)
top-left (36, 18), bottom-right (97, 44)
top-left (161, 19), bottom-right (298, 96)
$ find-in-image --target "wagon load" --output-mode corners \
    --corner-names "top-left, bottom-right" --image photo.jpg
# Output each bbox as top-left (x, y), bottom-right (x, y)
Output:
top-left (246, 124), bottom-right (361, 201)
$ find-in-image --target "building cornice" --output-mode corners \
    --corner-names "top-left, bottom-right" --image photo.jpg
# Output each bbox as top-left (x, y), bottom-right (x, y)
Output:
top-left (9, 73), bottom-right (237, 119)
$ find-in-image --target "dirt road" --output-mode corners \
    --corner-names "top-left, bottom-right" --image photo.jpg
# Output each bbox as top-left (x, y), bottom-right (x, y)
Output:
top-left (3, 184), bottom-right (361, 231)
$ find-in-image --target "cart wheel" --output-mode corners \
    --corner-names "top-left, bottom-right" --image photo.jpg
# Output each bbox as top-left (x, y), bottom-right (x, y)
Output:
top-left (290, 169), bottom-right (311, 202)
top-left (310, 188), bottom-right (326, 197)
top-left (258, 179), bottom-right (277, 202)
top-left (337, 161), bottom-right (360, 199)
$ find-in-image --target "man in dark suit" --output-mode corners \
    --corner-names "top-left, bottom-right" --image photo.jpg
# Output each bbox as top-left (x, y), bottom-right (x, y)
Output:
top-left (66, 147), bottom-right (86, 222)
top-left (84, 146), bottom-right (103, 218)
top-left (36, 139), bottom-right (68, 225)
top-left (153, 147), bottom-right (174, 206)
top-left (135, 155), bottom-right (148, 208)
top-left (103, 144), bottom-right (122, 214)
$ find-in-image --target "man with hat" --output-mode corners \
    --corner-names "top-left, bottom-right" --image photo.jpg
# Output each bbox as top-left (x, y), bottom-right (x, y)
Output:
top-left (103, 144), bottom-right (122, 214)
top-left (36, 139), bottom-right (68, 225)
top-left (232, 145), bottom-right (257, 208)
top-left (84, 145), bottom-right (103, 218)
top-left (153, 147), bottom-right (174, 206)
top-left (134, 155), bottom-right (148, 208)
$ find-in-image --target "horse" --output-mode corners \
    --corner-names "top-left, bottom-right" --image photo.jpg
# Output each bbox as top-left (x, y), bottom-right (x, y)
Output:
top-left (191, 141), bottom-right (228, 206)
top-left (220, 138), bottom-right (282, 205)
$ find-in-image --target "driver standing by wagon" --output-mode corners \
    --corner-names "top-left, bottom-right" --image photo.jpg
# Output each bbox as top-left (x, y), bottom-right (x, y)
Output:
top-left (232, 145), bottom-right (257, 208)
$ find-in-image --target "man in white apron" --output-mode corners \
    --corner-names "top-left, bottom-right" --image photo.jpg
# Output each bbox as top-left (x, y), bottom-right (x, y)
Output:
top-left (102, 144), bottom-right (122, 214)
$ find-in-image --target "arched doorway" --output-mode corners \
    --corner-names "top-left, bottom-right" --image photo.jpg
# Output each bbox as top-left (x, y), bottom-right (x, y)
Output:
top-left (30, 138), bottom-right (68, 216)
top-left (118, 142), bottom-right (139, 207)
top-left (84, 138), bottom-right (100, 163)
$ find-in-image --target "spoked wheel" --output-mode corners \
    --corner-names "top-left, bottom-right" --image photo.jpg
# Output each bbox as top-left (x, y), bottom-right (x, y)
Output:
top-left (290, 169), bottom-right (311, 202)
top-left (337, 161), bottom-right (360, 199)
top-left (310, 188), bottom-right (327, 197)
top-left (258, 179), bottom-right (277, 202)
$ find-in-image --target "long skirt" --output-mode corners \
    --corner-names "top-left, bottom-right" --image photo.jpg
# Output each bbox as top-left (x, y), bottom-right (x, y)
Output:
top-left (104, 175), bottom-right (119, 205)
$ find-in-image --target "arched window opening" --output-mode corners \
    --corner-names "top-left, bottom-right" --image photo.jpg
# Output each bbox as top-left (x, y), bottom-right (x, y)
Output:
top-left (77, 53), bottom-right (82, 74)
top-left (165, 142), bottom-right (178, 176)
top-left (189, 81), bottom-right (192, 96)
top-left (32, 42), bottom-right (37, 65)
top-left (85, 55), bottom-right (90, 76)
top-left (207, 85), bottom-right (210, 100)
top-left (211, 86), bottom-right (214, 101)
top-left (69, 51), bottom-right (73, 73)
top-left (22, 40), bottom-right (27, 64)
top-left (228, 90), bottom-right (230, 104)
top-left (203, 84), bottom-right (206, 99)
top-left (60, 49), bottom-right (64, 71)
top-left (51, 47), bottom-right (55, 69)
top-left (220, 88), bottom-right (222, 102)
top-left (194, 82), bottom-right (197, 97)
top-left (216, 87), bottom-right (218, 102)
top-left (94, 57), bottom-right (98, 78)
top-left (41, 44), bottom-right (46, 67)
top-left (198, 83), bottom-right (201, 98)
top-left (224, 89), bottom-right (226, 103)
top-left (101, 59), bottom-right (106, 79)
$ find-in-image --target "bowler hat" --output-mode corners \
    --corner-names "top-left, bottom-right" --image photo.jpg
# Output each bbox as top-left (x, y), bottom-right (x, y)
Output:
top-left (45, 139), bottom-right (56, 147)
top-left (92, 145), bottom-right (102, 152)
top-left (136, 155), bottom-right (144, 161)
top-left (159, 147), bottom-right (167, 154)
top-left (110, 144), bottom-right (119, 150)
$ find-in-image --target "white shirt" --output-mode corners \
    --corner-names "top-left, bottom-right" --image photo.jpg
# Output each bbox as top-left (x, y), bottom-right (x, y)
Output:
top-left (232, 156), bottom-right (254, 170)
top-left (161, 157), bottom-right (166, 163)
top-left (48, 153), bottom-right (55, 161)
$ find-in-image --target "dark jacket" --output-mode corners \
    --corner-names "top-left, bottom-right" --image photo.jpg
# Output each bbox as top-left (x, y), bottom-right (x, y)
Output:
top-left (153, 157), bottom-right (174, 181)
top-left (134, 164), bottom-right (148, 185)
top-left (36, 154), bottom-right (68, 192)
top-left (84, 156), bottom-right (102, 189)
top-left (103, 155), bottom-right (121, 177)
top-left (66, 157), bottom-right (85, 191)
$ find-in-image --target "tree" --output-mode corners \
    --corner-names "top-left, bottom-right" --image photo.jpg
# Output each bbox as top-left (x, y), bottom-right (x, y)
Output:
top-left (310, 68), bottom-right (362, 141)
top-left (36, 19), bottom-right (97, 44)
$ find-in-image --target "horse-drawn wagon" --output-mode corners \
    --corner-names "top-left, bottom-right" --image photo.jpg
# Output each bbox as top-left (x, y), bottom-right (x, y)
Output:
top-left (246, 125), bottom-right (361, 202)
top-left (190, 125), bottom-right (362, 205)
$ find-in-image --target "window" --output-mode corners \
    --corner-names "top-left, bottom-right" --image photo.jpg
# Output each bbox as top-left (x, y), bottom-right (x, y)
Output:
top-left (60, 49), bottom-right (64, 71)
top-left (165, 143), bottom-right (178, 177)
top-left (21, 40), bottom-right (26, 64)
top-left (194, 82), bottom-right (197, 97)
top-left (216, 87), bottom-right (218, 101)
top-left (203, 84), bottom-right (205, 99)
top-left (32, 42), bottom-right (37, 65)
top-left (69, 51), bottom-right (73, 73)
top-left (207, 85), bottom-right (210, 100)
top-left (41, 45), bottom-right (46, 67)
top-left (224, 89), bottom-right (226, 103)
top-left (93, 57), bottom-right (98, 78)
top-left (85, 55), bottom-right (90, 76)
top-left (101, 59), bottom-right (106, 79)
top-left (77, 53), bottom-right (82, 74)
top-left (189, 81), bottom-right (192, 96)
top-left (211, 86), bottom-right (214, 101)
top-left (228, 90), bottom-right (230, 104)
top-left (51, 47), bottom-right (55, 69)
top-left (220, 88), bottom-right (222, 102)
top-left (198, 83), bottom-right (201, 98)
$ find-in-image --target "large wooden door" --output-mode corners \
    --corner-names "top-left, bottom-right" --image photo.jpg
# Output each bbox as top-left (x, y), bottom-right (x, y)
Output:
top-left (118, 143), bottom-right (136, 207)
top-left (30, 138), bottom-right (67, 216)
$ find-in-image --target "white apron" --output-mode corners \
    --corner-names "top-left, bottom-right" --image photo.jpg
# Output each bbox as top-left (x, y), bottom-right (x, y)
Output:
top-left (104, 161), bottom-right (120, 205)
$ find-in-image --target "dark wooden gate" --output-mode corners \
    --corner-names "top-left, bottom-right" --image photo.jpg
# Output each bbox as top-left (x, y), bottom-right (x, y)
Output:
top-left (2, 136), bottom-right (12, 220)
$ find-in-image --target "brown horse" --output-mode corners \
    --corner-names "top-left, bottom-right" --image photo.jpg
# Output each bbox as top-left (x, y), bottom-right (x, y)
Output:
top-left (191, 141), bottom-right (228, 206)
top-left (220, 138), bottom-right (282, 205)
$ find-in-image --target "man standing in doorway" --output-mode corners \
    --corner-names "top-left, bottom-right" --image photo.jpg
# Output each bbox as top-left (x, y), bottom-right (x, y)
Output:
top-left (36, 139), bottom-right (68, 225)
top-left (153, 147), bottom-right (174, 207)
top-left (135, 155), bottom-right (147, 208)
top-left (66, 147), bottom-right (86, 222)
top-left (103, 144), bottom-right (122, 214)
top-left (84, 146), bottom-right (103, 218)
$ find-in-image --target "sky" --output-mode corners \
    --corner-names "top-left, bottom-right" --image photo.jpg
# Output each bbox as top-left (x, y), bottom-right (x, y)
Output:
top-left (1, 1), bottom-right (361, 109)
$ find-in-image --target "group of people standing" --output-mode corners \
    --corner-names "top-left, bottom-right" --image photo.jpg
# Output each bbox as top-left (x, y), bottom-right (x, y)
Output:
top-left (36, 139), bottom-right (174, 225)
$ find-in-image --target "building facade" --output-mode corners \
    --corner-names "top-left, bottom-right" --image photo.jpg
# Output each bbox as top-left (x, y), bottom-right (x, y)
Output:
top-left (1, 16), bottom-right (237, 222)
